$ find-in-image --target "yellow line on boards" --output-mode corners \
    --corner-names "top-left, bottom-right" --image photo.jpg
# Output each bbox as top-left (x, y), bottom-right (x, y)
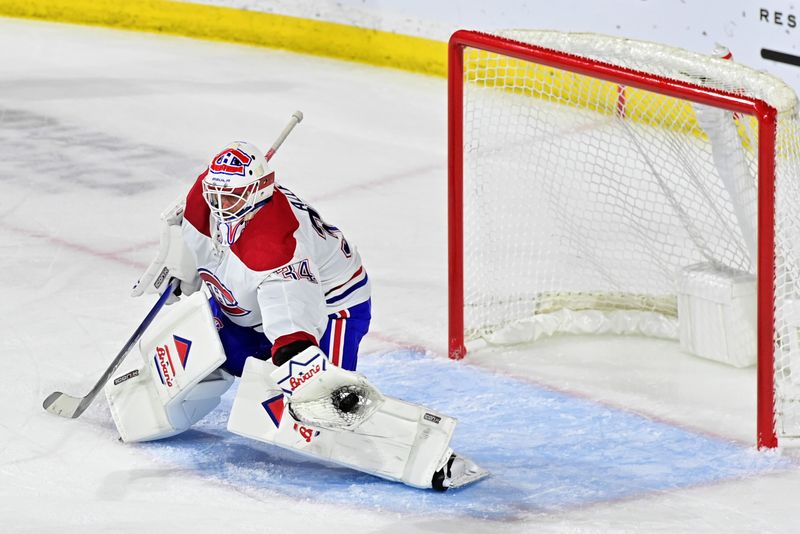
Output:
top-left (0, 0), bottom-right (448, 76)
top-left (1, 0), bottom-right (733, 146)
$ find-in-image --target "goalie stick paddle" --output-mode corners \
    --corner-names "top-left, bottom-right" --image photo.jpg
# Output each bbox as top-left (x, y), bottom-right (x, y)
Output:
top-left (42, 278), bottom-right (180, 419)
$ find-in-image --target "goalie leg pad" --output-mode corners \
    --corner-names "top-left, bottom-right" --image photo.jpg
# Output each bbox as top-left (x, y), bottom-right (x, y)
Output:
top-left (105, 291), bottom-right (231, 442)
top-left (227, 354), bottom-right (456, 489)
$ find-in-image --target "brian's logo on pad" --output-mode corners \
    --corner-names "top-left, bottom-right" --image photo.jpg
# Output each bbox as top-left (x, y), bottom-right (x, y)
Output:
top-left (154, 345), bottom-right (176, 388)
top-left (198, 268), bottom-right (250, 317)
top-left (289, 364), bottom-right (321, 391)
top-left (274, 352), bottom-right (327, 396)
top-left (153, 336), bottom-right (193, 388)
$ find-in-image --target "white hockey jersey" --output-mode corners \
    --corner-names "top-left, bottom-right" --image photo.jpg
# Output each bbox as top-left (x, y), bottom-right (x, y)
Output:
top-left (182, 173), bottom-right (370, 354)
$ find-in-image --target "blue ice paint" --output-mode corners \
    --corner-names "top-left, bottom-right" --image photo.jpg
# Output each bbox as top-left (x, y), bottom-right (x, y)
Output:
top-left (139, 350), bottom-right (792, 520)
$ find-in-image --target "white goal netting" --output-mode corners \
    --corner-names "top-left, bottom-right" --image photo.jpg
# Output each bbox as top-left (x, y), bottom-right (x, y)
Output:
top-left (455, 30), bottom-right (800, 440)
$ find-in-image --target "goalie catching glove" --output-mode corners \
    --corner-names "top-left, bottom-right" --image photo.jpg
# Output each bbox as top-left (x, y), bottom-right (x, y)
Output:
top-left (131, 198), bottom-right (201, 303)
top-left (272, 346), bottom-right (384, 431)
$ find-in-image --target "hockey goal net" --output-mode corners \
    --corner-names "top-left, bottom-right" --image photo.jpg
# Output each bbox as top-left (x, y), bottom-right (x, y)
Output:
top-left (448, 30), bottom-right (800, 448)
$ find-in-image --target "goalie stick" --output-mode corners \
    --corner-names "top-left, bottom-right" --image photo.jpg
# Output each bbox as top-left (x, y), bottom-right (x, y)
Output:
top-left (42, 278), bottom-right (180, 419)
top-left (266, 111), bottom-right (303, 161)
top-left (43, 110), bottom-right (306, 419)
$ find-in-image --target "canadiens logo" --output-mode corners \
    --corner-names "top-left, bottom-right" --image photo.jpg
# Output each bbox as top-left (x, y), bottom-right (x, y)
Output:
top-left (209, 148), bottom-right (252, 177)
top-left (198, 268), bottom-right (251, 317)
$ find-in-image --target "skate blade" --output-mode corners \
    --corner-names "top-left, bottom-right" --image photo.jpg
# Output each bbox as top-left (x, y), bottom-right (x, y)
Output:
top-left (448, 464), bottom-right (490, 489)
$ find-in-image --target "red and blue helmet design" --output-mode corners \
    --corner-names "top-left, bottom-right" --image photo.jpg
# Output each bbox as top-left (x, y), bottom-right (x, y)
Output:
top-left (209, 147), bottom-right (253, 177)
top-left (202, 141), bottom-right (275, 232)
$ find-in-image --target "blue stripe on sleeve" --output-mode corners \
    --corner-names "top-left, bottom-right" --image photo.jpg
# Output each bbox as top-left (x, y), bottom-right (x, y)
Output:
top-left (325, 274), bottom-right (369, 305)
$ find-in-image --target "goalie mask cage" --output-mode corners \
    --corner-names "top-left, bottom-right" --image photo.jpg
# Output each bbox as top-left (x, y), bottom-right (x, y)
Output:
top-left (447, 30), bottom-right (800, 448)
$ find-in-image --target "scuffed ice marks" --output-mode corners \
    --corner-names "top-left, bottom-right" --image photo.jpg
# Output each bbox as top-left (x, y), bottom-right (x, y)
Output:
top-left (0, 107), bottom-right (196, 196)
top-left (135, 350), bottom-right (792, 521)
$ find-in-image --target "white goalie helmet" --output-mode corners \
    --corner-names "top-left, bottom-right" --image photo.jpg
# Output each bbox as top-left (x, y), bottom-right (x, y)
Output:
top-left (202, 141), bottom-right (275, 225)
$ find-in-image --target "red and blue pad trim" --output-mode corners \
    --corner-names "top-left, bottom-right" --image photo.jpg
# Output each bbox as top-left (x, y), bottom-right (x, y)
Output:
top-left (261, 393), bottom-right (285, 428)
top-left (172, 335), bottom-right (193, 369)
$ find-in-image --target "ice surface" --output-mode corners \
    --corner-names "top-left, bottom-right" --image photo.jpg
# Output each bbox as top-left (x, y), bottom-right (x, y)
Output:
top-left (140, 351), bottom-right (790, 521)
top-left (1, 18), bottom-right (799, 533)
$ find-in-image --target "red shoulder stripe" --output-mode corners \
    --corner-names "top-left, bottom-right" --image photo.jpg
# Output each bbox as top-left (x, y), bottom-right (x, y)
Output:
top-left (184, 169), bottom-right (211, 237)
top-left (231, 189), bottom-right (299, 271)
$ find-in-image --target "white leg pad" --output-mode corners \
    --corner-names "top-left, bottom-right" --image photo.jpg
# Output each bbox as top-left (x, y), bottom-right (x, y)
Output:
top-left (105, 291), bottom-right (231, 442)
top-left (227, 356), bottom-right (456, 489)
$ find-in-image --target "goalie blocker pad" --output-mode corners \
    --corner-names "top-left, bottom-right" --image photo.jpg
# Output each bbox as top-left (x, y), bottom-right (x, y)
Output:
top-left (130, 197), bottom-right (201, 299)
top-left (105, 291), bottom-right (232, 442)
top-left (227, 349), bottom-right (457, 489)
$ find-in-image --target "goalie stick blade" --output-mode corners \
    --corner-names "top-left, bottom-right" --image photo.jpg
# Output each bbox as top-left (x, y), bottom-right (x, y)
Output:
top-left (42, 391), bottom-right (87, 419)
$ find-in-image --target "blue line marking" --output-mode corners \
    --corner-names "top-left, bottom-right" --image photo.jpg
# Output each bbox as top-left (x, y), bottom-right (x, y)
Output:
top-left (138, 350), bottom-right (793, 520)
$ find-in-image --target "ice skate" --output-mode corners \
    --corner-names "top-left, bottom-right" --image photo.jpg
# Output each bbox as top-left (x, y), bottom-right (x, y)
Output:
top-left (431, 453), bottom-right (489, 492)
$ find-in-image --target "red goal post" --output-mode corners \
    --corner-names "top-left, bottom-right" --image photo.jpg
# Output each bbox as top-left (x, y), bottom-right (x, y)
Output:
top-left (446, 29), bottom-right (799, 449)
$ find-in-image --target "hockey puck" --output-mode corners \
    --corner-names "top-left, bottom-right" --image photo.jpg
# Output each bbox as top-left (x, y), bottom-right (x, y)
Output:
top-left (333, 389), bottom-right (360, 413)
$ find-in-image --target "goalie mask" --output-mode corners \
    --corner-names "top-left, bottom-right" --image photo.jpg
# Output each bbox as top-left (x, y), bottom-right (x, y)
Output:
top-left (202, 141), bottom-right (275, 246)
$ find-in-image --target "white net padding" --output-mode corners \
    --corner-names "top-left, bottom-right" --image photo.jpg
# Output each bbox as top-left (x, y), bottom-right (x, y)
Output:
top-left (455, 30), bottom-right (800, 439)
